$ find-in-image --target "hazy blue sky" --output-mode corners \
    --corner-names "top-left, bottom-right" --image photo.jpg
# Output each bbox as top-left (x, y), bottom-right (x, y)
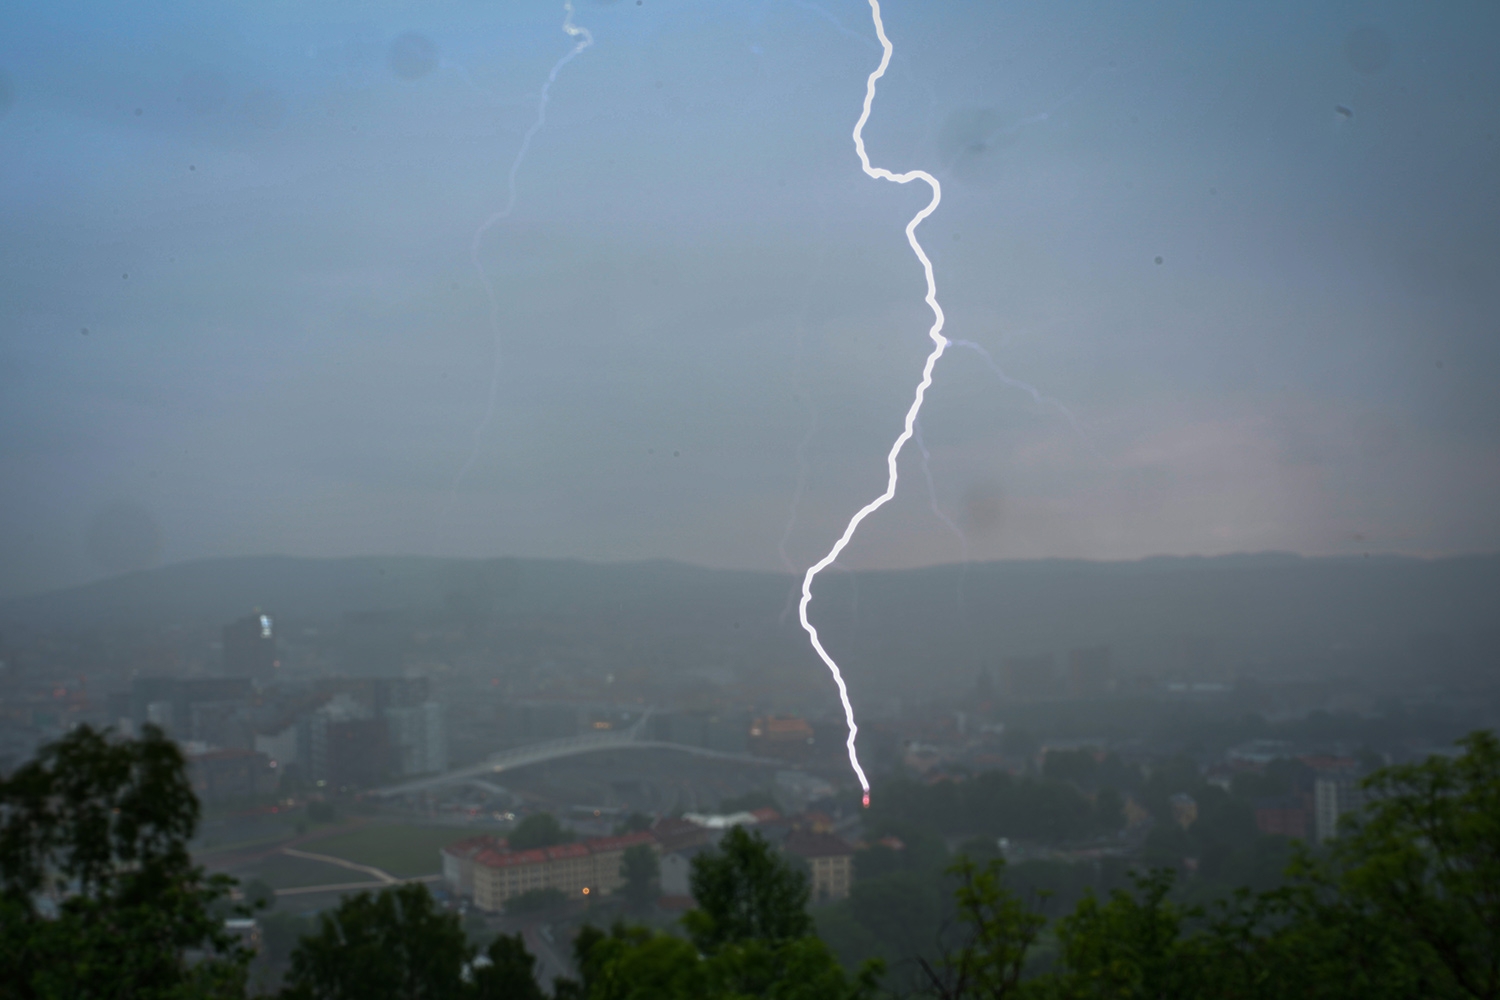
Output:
top-left (2, 0), bottom-right (1497, 597)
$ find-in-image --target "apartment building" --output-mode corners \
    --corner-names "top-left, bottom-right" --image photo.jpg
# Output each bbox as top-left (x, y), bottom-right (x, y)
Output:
top-left (442, 831), bottom-right (658, 911)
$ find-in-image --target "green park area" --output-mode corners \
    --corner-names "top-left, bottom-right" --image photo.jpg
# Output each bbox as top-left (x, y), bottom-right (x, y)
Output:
top-left (298, 823), bottom-right (469, 879)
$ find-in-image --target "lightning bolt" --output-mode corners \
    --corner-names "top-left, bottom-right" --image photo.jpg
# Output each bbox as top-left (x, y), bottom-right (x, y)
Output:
top-left (798, 0), bottom-right (946, 808)
top-left (443, 3), bottom-right (593, 523)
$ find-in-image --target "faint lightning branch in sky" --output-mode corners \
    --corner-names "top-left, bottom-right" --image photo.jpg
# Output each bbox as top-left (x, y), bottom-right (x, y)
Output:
top-left (914, 416), bottom-right (974, 617)
top-left (441, 3), bottom-right (592, 524)
top-left (799, 0), bottom-right (946, 807)
top-left (950, 338), bottom-right (1098, 455)
top-left (913, 417), bottom-right (967, 557)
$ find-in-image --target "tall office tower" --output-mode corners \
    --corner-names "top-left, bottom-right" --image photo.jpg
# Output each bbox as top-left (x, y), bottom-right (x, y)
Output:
top-left (222, 611), bottom-right (277, 682)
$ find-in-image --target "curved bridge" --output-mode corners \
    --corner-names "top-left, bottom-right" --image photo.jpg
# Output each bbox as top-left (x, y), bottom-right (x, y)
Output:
top-left (370, 717), bottom-right (780, 798)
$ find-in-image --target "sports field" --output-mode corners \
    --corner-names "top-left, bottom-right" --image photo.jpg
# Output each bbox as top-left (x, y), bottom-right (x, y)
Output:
top-left (298, 824), bottom-right (470, 878)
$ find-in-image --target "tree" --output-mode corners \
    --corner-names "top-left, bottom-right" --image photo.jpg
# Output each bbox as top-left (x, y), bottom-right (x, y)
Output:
top-left (619, 844), bottom-right (659, 910)
top-left (612, 813), bottom-right (653, 836)
top-left (1042, 868), bottom-right (1199, 1000)
top-left (254, 911), bottom-right (317, 996)
top-left (241, 877), bottom-right (277, 911)
top-left (473, 933), bottom-right (547, 1000)
top-left (569, 921), bottom-right (881, 1000)
top-left (509, 813), bottom-right (573, 851)
top-left (1325, 730), bottom-right (1500, 999)
top-left (568, 923), bottom-right (705, 1000)
top-left (0, 723), bottom-right (251, 1000)
top-left (279, 883), bottom-right (471, 1000)
top-left (567, 828), bottom-right (881, 999)
top-left (700, 934), bottom-right (882, 1000)
top-left (683, 826), bottom-right (811, 954)
top-left (1043, 750), bottom-right (1100, 787)
top-left (993, 733), bottom-right (1500, 1000)
top-left (914, 857), bottom-right (1045, 1000)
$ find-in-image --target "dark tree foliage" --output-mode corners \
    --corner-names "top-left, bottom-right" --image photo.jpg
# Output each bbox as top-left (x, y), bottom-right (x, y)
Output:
top-left (241, 877), bottom-right (276, 911)
top-left (7, 722), bottom-right (1496, 1000)
top-left (569, 920), bottom-right (880, 1000)
top-left (1041, 750), bottom-right (1100, 786)
top-left (564, 828), bottom-right (880, 999)
top-left (1328, 729), bottom-right (1500, 999)
top-left (473, 933), bottom-right (547, 1000)
top-left (255, 911), bottom-right (317, 994)
top-left (683, 826), bottom-right (812, 954)
top-left (1041, 869), bottom-right (1200, 1000)
top-left (508, 813), bottom-right (574, 851)
top-left (868, 772), bottom-right (1121, 844)
top-left (618, 843), bottom-right (659, 910)
top-left (612, 812), bottom-right (653, 836)
top-left (279, 883), bottom-right (471, 1000)
top-left (849, 868), bottom-right (945, 960)
top-left (1008, 730), bottom-right (1500, 1000)
top-left (0, 724), bottom-right (250, 1000)
top-left (915, 857), bottom-right (1046, 1000)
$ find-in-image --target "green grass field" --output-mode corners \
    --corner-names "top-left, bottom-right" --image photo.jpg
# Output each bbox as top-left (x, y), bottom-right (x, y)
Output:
top-left (299, 824), bottom-right (470, 878)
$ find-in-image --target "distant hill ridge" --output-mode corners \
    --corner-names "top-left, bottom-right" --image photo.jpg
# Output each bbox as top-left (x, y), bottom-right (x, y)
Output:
top-left (3, 554), bottom-right (1497, 659)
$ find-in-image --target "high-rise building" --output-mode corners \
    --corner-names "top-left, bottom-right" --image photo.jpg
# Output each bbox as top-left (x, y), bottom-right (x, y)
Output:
top-left (654, 710), bottom-right (751, 754)
top-left (422, 700), bottom-right (447, 773)
top-left (131, 677), bottom-right (253, 740)
top-left (188, 699), bottom-right (252, 750)
top-left (385, 700), bottom-right (448, 776)
top-left (298, 694), bottom-right (389, 789)
top-left (187, 747), bottom-right (277, 804)
top-left (222, 612), bottom-right (277, 682)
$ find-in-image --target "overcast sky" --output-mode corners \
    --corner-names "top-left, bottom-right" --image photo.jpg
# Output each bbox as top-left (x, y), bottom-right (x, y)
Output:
top-left (1, 0), bottom-right (1497, 598)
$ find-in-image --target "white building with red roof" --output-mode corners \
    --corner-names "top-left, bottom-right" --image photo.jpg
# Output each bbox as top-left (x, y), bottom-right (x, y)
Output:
top-left (441, 830), bottom-right (658, 911)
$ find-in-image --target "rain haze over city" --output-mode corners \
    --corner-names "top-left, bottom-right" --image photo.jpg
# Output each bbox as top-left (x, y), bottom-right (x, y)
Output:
top-left (2, 0), bottom-right (1498, 994)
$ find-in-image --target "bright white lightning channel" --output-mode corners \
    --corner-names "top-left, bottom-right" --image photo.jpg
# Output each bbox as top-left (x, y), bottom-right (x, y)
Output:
top-left (445, 3), bottom-right (593, 516)
top-left (798, 0), bottom-right (946, 809)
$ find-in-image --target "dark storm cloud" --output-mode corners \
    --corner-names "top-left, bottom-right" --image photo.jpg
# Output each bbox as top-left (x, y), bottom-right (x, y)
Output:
top-left (0, 0), bottom-right (1497, 597)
